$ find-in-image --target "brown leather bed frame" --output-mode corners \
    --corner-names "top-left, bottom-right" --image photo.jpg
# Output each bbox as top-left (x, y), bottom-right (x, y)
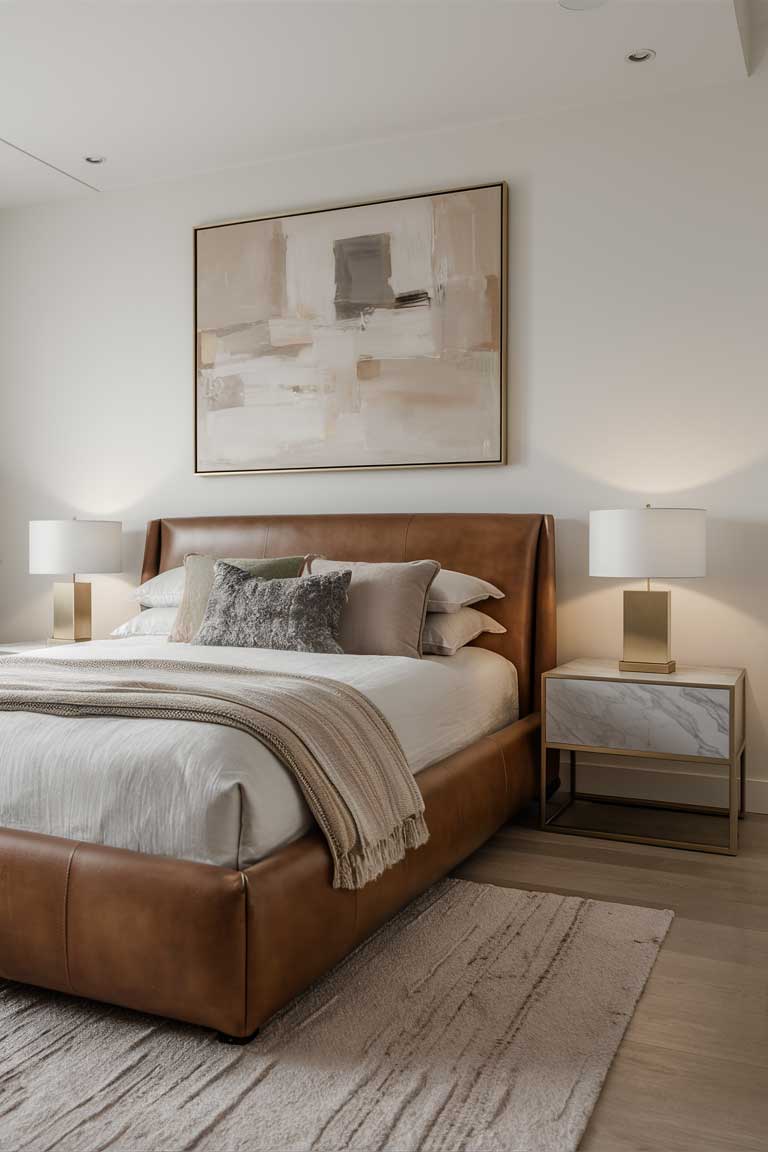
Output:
top-left (0, 513), bottom-right (556, 1040)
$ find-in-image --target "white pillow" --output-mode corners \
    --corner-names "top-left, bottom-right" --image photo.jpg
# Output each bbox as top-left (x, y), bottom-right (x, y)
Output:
top-left (427, 569), bottom-right (504, 614)
top-left (111, 606), bottom-right (177, 638)
top-left (422, 607), bottom-right (506, 656)
top-left (133, 566), bottom-right (185, 608)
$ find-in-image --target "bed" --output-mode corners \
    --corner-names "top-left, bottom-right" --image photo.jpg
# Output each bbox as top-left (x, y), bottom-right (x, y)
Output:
top-left (0, 512), bottom-right (556, 1040)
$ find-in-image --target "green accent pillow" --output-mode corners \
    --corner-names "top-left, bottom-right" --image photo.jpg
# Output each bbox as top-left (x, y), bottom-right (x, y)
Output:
top-left (169, 553), bottom-right (306, 643)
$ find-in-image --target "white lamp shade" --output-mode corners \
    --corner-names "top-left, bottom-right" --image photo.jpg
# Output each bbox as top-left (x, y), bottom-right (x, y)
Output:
top-left (29, 520), bottom-right (122, 575)
top-left (589, 508), bottom-right (706, 578)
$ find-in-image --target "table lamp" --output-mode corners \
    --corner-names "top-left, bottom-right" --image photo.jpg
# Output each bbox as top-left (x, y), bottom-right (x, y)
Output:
top-left (29, 519), bottom-right (122, 643)
top-left (589, 506), bottom-right (706, 673)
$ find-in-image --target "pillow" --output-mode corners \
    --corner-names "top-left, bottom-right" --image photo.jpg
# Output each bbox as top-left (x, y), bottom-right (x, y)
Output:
top-left (422, 607), bottom-right (506, 657)
top-left (308, 558), bottom-right (440, 659)
top-left (427, 568), bottom-right (504, 614)
top-left (170, 553), bottom-right (306, 643)
top-left (134, 566), bottom-right (185, 608)
top-left (111, 606), bottom-right (177, 638)
top-left (193, 563), bottom-right (351, 652)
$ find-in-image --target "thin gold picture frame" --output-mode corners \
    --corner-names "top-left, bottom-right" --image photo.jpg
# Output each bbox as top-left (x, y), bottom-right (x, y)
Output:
top-left (193, 181), bottom-right (508, 476)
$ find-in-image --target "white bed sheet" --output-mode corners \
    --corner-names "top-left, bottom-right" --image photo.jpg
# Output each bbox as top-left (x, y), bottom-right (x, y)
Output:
top-left (0, 639), bottom-right (519, 868)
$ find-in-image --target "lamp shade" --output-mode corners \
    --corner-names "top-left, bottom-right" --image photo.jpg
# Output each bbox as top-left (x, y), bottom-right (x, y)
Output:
top-left (29, 520), bottom-right (122, 575)
top-left (589, 508), bottom-right (706, 578)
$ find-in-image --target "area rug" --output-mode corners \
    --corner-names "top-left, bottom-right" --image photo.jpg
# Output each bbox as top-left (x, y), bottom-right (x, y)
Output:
top-left (0, 879), bottom-right (672, 1152)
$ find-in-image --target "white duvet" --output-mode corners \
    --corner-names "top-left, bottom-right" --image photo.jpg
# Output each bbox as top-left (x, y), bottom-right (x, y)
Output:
top-left (0, 639), bottom-right (518, 868)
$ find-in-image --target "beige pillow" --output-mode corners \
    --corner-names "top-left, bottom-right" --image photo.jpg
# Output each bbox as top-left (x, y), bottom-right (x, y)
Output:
top-left (422, 607), bottom-right (506, 656)
top-left (170, 554), bottom-right (306, 643)
top-left (308, 558), bottom-right (440, 658)
top-left (427, 569), bottom-right (505, 614)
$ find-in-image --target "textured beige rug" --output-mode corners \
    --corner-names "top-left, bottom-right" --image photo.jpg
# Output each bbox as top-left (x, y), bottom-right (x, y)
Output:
top-left (0, 879), bottom-right (672, 1152)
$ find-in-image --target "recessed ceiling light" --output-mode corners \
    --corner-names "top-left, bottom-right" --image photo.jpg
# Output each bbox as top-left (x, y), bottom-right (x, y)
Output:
top-left (626, 49), bottom-right (656, 63)
top-left (559, 0), bottom-right (608, 9)
top-left (84, 155), bottom-right (106, 164)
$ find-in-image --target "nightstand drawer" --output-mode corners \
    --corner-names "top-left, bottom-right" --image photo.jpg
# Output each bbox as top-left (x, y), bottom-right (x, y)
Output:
top-left (545, 676), bottom-right (732, 760)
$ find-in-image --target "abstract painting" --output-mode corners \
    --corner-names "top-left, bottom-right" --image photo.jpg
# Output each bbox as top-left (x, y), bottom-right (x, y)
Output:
top-left (194, 183), bottom-right (505, 474)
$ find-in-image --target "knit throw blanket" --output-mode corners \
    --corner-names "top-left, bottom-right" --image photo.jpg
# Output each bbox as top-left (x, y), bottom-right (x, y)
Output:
top-left (0, 658), bottom-right (429, 889)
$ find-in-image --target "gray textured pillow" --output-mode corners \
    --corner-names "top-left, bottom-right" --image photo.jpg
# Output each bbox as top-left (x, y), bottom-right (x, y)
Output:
top-left (193, 563), bottom-right (352, 652)
top-left (308, 558), bottom-right (440, 659)
top-left (170, 553), bottom-right (306, 643)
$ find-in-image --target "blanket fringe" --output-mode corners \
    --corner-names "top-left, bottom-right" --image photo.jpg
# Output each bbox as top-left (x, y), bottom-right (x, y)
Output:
top-left (334, 813), bottom-right (430, 890)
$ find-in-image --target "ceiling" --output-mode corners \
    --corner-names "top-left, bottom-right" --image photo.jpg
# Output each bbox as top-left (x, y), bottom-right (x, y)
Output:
top-left (0, 0), bottom-right (753, 209)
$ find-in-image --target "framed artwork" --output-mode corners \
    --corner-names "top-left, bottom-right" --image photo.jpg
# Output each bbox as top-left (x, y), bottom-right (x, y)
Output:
top-left (194, 182), bottom-right (506, 474)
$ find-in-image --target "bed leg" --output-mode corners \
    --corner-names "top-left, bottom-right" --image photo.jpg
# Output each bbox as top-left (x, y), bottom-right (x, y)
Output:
top-left (216, 1028), bottom-right (260, 1045)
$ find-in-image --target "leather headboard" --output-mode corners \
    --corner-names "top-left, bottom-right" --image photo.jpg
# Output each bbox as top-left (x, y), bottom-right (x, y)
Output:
top-left (141, 513), bottom-right (556, 716)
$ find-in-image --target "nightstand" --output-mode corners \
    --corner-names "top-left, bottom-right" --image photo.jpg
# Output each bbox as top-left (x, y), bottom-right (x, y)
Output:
top-left (0, 641), bottom-right (49, 656)
top-left (541, 659), bottom-right (746, 855)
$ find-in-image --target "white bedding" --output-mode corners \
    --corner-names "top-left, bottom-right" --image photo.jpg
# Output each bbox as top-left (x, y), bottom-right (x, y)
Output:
top-left (0, 639), bottom-right (519, 868)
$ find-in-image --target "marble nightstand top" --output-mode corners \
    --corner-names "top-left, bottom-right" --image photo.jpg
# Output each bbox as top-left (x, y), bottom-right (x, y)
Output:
top-left (546, 659), bottom-right (743, 689)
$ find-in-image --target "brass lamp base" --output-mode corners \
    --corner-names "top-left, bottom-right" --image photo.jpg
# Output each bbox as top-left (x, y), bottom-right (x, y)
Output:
top-left (620, 658), bottom-right (676, 674)
top-left (52, 581), bottom-right (92, 643)
top-left (620, 589), bottom-right (675, 674)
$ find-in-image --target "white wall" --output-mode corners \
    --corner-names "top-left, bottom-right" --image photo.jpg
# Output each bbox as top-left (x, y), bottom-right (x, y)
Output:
top-left (2, 63), bottom-right (768, 808)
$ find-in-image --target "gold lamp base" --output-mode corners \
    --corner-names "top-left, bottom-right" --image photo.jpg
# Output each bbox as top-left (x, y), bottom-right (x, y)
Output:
top-left (619, 658), bottom-right (676, 674)
top-left (619, 588), bottom-right (675, 674)
top-left (51, 581), bottom-right (92, 643)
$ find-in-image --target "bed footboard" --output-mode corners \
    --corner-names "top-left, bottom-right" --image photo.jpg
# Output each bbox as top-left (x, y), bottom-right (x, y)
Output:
top-left (0, 828), bottom-right (248, 1035)
top-left (0, 713), bottom-right (539, 1037)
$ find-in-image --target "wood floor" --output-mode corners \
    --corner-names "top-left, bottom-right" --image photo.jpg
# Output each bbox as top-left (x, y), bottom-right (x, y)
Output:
top-left (454, 813), bottom-right (768, 1152)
